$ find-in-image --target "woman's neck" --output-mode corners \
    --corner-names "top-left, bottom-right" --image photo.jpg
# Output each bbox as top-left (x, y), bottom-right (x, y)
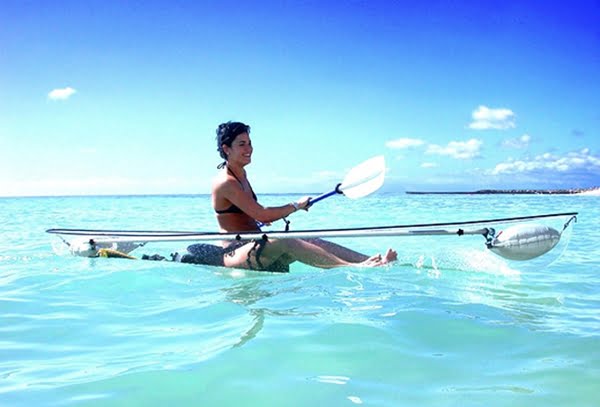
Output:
top-left (226, 163), bottom-right (246, 181)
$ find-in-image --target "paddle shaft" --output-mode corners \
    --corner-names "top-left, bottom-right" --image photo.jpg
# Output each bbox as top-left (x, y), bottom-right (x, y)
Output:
top-left (307, 183), bottom-right (343, 207)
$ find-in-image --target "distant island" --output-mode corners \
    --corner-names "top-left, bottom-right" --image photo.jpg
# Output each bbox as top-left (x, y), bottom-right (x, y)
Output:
top-left (406, 187), bottom-right (600, 195)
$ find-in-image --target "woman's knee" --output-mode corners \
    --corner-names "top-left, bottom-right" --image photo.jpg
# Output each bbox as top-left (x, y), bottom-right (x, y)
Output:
top-left (261, 239), bottom-right (303, 261)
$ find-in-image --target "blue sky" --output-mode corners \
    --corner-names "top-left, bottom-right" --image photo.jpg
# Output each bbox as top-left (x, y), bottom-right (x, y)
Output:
top-left (1, 0), bottom-right (599, 196)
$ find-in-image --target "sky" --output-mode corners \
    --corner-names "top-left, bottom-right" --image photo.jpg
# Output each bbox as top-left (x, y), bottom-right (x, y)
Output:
top-left (1, 0), bottom-right (599, 197)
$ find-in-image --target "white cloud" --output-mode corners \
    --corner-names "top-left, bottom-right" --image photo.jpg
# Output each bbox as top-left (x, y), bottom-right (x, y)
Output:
top-left (490, 148), bottom-right (600, 175)
top-left (501, 134), bottom-right (531, 149)
top-left (426, 138), bottom-right (482, 160)
top-left (469, 105), bottom-right (515, 130)
top-left (385, 138), bottom-right (425, 149)
top-left (421, 162), bottom-right (438, 168)
top-left (48, 87), bottom-right (77, 101)
top-left (0, 176), bottom-right (199, 197)
top-left (0, 177), bottom-right (133, 197)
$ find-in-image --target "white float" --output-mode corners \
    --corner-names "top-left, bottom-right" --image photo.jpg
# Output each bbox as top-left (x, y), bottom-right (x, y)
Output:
top-left (488, 224), bottom-right (561, 260)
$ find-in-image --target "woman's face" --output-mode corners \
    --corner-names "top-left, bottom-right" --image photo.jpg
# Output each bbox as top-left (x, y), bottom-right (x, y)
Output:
top-left (223, 132), bottom-right (253, 166)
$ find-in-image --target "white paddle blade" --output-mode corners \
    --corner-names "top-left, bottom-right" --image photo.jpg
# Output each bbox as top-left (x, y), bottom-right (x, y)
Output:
top-left (339, 155), bottom-right (385, 199)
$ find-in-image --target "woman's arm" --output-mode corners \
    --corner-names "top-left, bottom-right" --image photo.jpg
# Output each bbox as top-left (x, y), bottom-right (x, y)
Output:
top-left (221, 181), bottom-right (308, 223)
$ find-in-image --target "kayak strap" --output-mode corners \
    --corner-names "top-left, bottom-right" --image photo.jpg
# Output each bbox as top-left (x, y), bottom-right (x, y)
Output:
top-left (247, 234), bottom-right (268, 270)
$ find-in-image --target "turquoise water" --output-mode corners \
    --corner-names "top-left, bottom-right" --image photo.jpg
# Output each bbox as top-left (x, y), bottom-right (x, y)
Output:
top-left (1, 194), bottom-right (598, 406)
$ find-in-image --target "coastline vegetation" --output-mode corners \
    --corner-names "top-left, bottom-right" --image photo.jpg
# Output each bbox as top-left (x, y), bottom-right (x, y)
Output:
top-left (406, 187), bottom-right (600, 195)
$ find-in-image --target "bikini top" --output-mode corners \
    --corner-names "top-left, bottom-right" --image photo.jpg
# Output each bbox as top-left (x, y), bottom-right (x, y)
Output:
top-left (215, 167), bottom-right (257, 215)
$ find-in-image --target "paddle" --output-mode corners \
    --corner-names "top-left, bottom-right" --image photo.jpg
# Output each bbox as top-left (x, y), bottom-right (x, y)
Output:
top-left (255, 155), bottom-right (385, 227)
top-left (307, 155), bottom-right (386, 207)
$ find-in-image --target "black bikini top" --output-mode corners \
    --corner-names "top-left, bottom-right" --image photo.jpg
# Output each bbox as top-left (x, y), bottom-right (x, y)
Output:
top-left (215, 167), bottom-right (257, 214)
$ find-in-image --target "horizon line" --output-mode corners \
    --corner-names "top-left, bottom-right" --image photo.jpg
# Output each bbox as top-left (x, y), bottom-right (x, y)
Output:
top-left (1, 187), bottom-right (599, 199)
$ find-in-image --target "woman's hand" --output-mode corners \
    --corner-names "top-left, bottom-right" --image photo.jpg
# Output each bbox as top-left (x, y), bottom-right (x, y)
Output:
top-left (294, 196), bottom-right (311, 211)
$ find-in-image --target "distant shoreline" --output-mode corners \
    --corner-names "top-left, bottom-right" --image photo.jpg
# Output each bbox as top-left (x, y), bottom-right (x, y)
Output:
top-left (2, 187), bottom-right (599, 199)
top-left (406, 187), bottom-right (600, 195)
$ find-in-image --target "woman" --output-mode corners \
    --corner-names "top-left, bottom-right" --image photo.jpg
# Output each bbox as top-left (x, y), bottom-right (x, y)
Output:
top-left (211, 121), bottom-right (397, 271)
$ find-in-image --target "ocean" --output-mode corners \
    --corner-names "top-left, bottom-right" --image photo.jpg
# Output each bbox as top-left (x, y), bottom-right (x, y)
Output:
top-left (0, 193), bottom-right (598, 406)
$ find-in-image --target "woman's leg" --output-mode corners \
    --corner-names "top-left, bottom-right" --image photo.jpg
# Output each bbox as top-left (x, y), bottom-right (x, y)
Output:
top-left (223, 239), bottom-right (396, 270)
top-left (222, 239), bottom-right (348, 269)
top-left (277, 240), bottom-right (397, 268)
top-left (303, 238), bottom-right (369, 263)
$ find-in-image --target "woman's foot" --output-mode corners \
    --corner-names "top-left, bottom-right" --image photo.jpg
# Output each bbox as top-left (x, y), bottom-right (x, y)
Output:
top-left (359, 249), bottom-right (397, 267)
top-left (361, 254), bottom-right (382, 266)
top-left (383, 248), bottom-right (398, 263)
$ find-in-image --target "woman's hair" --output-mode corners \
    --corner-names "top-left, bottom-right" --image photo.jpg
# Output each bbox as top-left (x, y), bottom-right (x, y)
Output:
top-left (216, 121), bottom-right (251, 161)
